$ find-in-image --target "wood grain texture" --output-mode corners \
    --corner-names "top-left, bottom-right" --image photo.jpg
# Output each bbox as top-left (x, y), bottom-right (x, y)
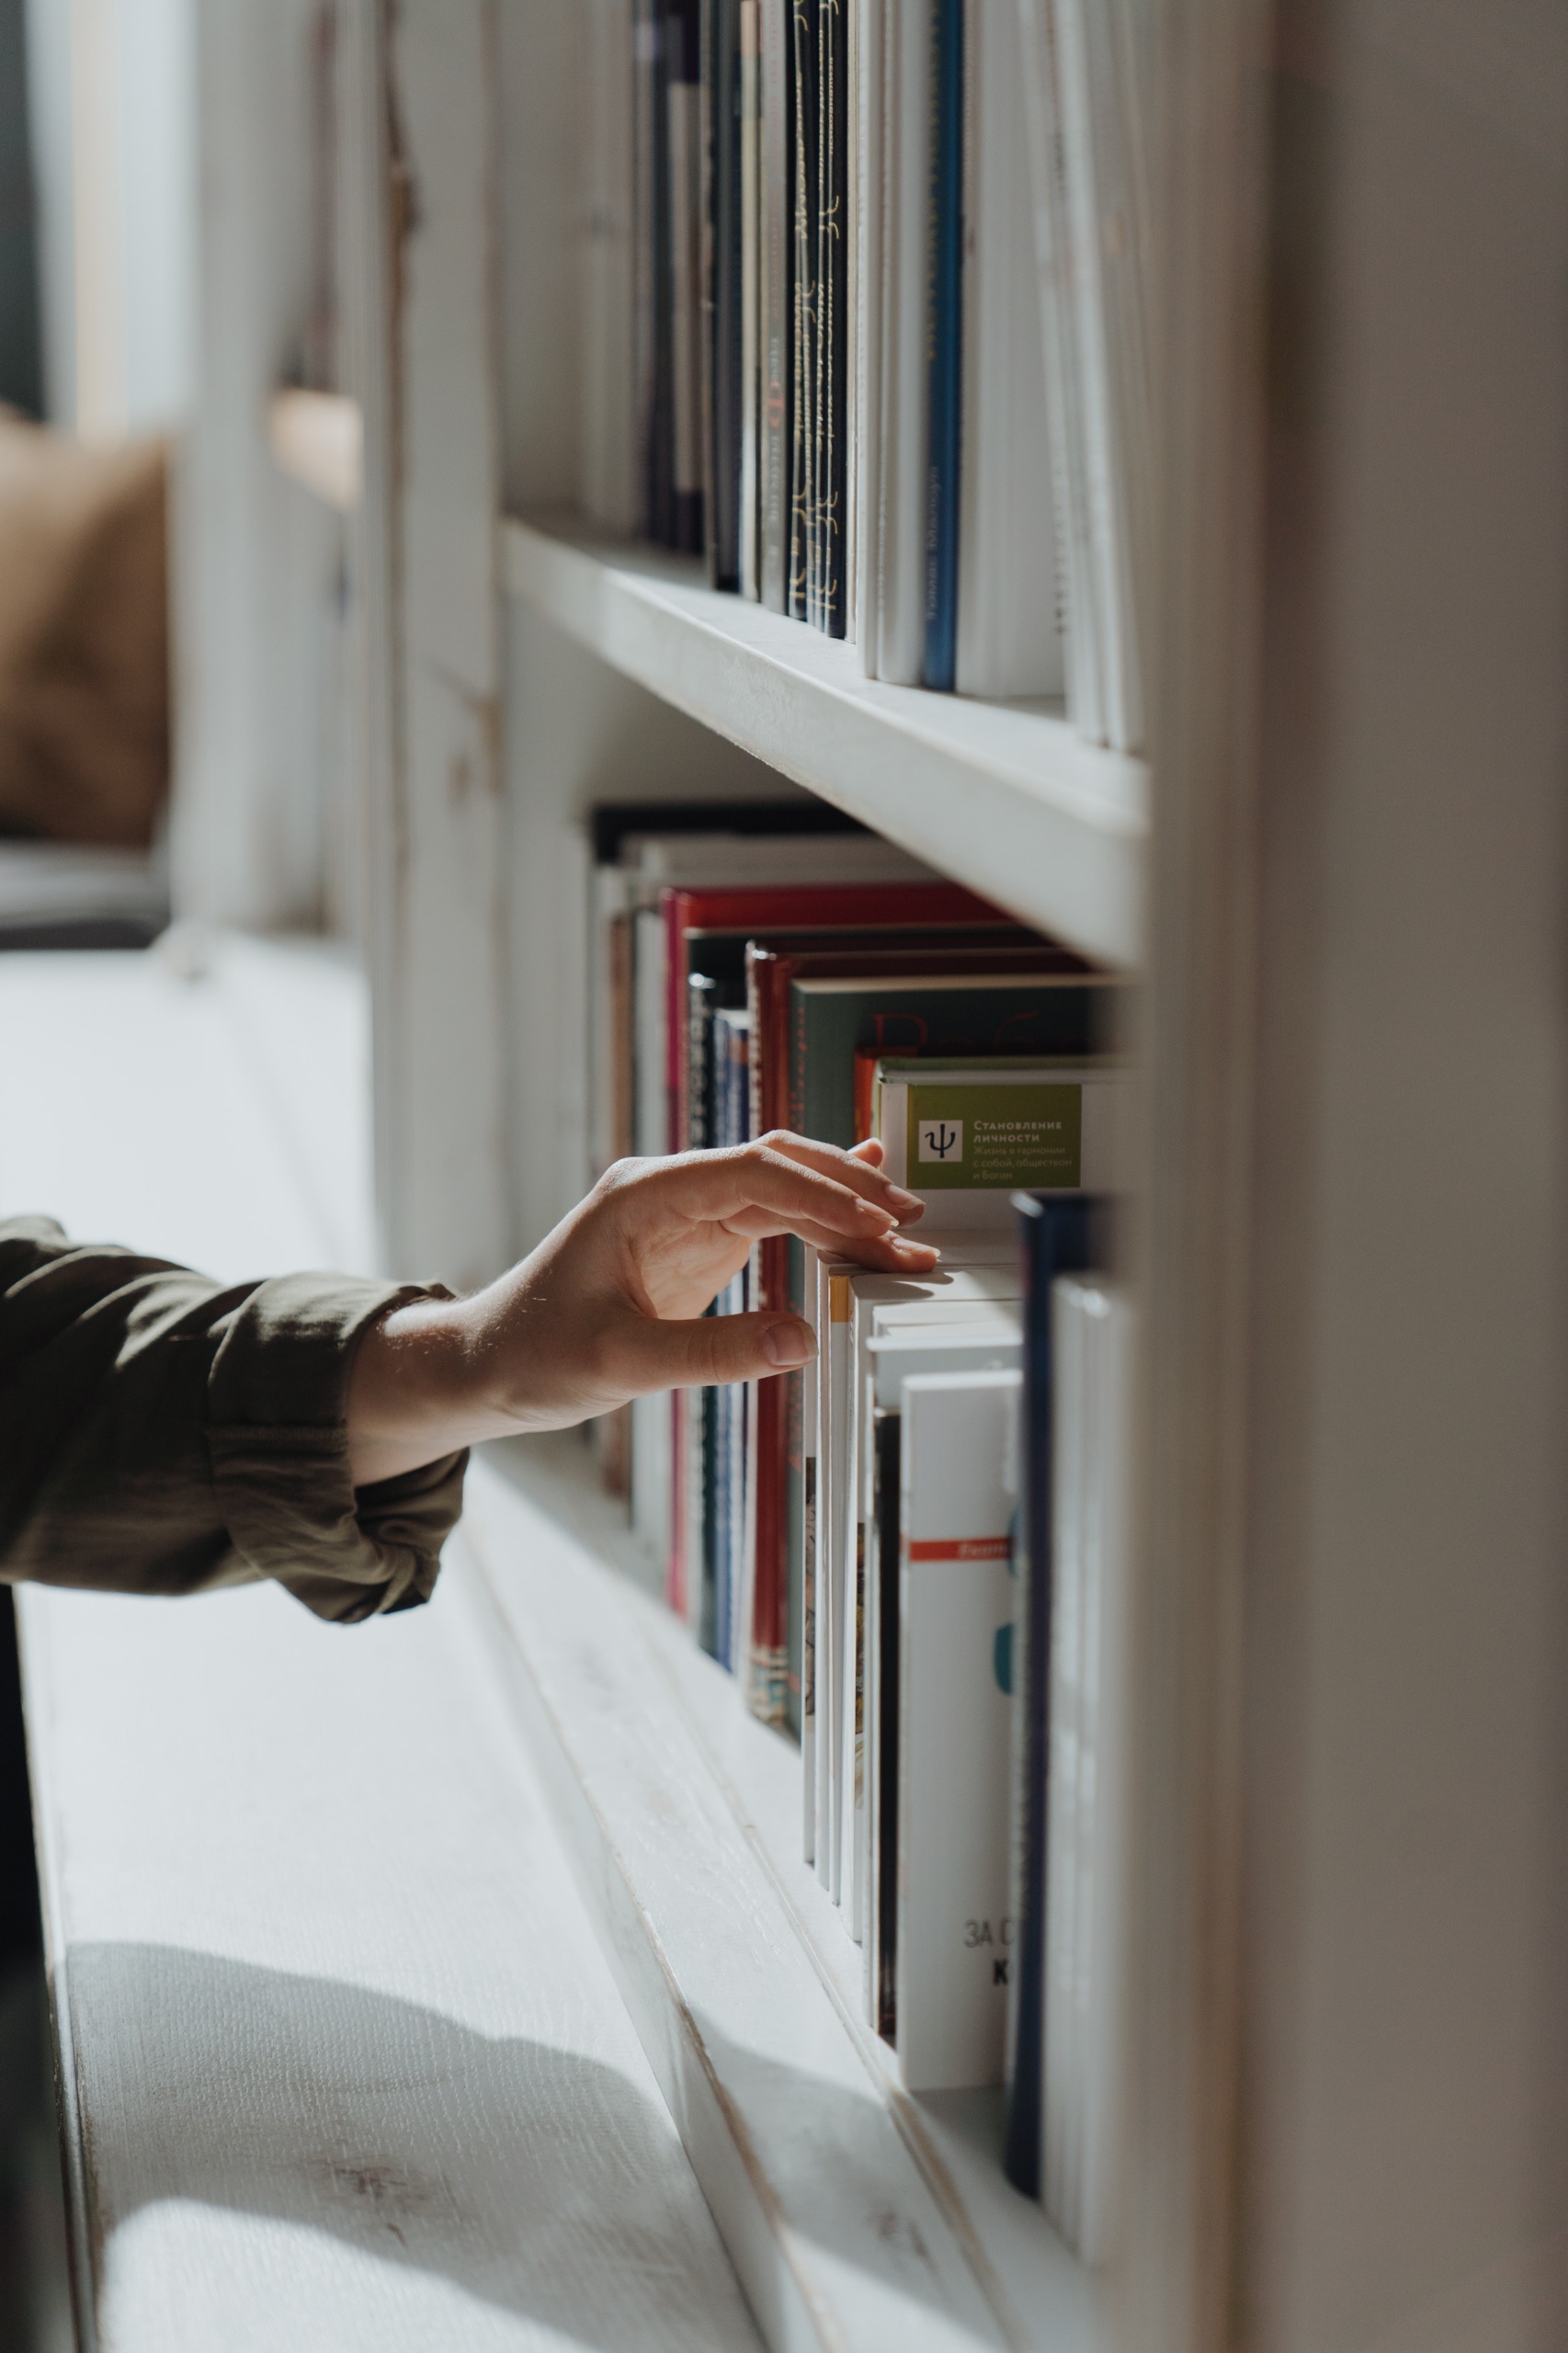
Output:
top-left (20, 1556), bottom-right (762, 2353)
top-left (504, 515), bottom-right (1147, 969)
top-left (347, 0), bottom-right (513, 1291)
top-left (5, 939), bottom-right (760, 2352)
top-left (462, 1441), bottom-right (1108, 2353)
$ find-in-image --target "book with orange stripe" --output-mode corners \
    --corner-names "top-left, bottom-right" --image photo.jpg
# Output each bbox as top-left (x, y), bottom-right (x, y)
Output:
top-left (896, 1365), bottom-right (1024, 2092)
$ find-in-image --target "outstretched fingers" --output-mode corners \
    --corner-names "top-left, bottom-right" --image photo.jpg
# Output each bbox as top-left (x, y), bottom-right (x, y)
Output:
top-left (676, 1138), bottom-right (935, 1258)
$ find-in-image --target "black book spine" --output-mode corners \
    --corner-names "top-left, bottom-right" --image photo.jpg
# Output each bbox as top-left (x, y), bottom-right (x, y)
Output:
top-left (668, 0), bottom-right (706, 553)
top-left (1003, 1189), bottom-right (1098, 2200)
top-left (647, 4), bottom-right (676, 542)
top-left (817, 0), bottom-right (847, 635)
top-left (708, 0), bottom-right (745, 589)
top-left (758, 0), bottom-right (792, 610)
top-left (874, 1407), bottom-right (902, 2042)
top-left (789, 0), bottom-right (819, 621)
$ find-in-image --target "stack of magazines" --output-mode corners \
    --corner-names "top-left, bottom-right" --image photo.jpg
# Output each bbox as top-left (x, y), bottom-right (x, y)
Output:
top-left (581, 0), bottom-right (1153, 742)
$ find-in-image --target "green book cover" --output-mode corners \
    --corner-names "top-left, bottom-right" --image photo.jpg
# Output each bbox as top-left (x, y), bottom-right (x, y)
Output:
top-left (780, 977), bottom-right (1110, 1742)
top-left (788, 973), bottom-right (1115, 1146)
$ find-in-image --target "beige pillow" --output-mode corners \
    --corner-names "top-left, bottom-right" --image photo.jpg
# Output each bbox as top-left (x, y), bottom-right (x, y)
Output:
top-left (0, 409), bottom-right (169, 848)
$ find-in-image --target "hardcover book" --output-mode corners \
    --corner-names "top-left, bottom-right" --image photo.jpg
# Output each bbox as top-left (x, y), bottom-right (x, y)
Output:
top-left (875, 1056), bottom-right (1130, 1228)
top-left (1002, 1188), bottom-right (1102, 2197)
top-left (921, 0), bottom-right (964, 689)
top-left (897, 1365), bottom-right (1022, 2090)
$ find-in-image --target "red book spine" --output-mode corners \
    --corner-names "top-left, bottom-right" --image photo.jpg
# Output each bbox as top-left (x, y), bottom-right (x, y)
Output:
top-left (745, 947), bottom-right (791, 1718)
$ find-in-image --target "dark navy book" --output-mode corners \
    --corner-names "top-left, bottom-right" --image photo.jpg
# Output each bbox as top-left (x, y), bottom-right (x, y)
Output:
top-left (1003, 1187), bottom-right (1106, 2199)
top-left (922, 0), bottom-right (964, 690)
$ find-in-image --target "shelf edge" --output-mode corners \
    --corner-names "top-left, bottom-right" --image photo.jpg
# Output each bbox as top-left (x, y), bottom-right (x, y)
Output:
top-left (503, 515), bottom-right (1146, 970)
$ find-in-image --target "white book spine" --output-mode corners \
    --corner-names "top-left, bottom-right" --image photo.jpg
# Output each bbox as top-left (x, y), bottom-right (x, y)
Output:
top-left (801, 1247), bottom-right (823, 1863)
top-left (852, 0), bottom-right (883, 667)
top-left (869, 0), bottom-right (929, 685)
top-left (1044, 1277), bottom-right (1086, 2230)
top-left (1046, 0), bottom-right (1148, 752)
top-left (821, 1269), bottom-right (854, 1893)
top-left (955, 0), bottom-right (1065, 699)
top-left (1015, 0), bottom-right (1105, 742)
top-left (896, 1370), bottom-right (1022, 2092)
top-left (1042, 1277), bottom-right (1133, 2261)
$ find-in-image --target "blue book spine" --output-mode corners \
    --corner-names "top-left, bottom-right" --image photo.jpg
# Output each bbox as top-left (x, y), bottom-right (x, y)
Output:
top-left (921, 0), bottom-right (964, 691)
top-left (1003, 1188), bottom-right (1097, 2199)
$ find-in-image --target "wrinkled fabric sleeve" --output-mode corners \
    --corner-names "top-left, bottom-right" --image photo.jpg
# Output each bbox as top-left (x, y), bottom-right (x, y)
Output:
top-left (0, 1216), bottom-right (466, 1621)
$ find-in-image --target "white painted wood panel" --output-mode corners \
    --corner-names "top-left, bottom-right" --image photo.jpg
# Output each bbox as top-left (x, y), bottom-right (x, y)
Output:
top-left (345, 0), bottom-right (512, 1292)
top-left (504, 515), bottom-right (1147, 970)
top-left (462, 1439), bottom-right (1109, 2353)
top-left (6, 938), bottom-right (762, 2353)
top-left (19, 1552), bottom-right (763, 2353)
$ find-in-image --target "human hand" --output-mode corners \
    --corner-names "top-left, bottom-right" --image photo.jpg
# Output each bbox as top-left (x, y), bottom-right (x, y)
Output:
top-left (347, 1134), bottom-right (937, 1483)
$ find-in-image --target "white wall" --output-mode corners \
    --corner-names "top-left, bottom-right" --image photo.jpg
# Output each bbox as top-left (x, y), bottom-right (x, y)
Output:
top-left (171, 0), bottom-right (346, 933)
top-left (24, 0), bottom-right (196, 436)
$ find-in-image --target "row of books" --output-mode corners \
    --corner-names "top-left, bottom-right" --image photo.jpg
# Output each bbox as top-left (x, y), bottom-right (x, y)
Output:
top-left (588, 803), bottom-right (1130, 2251)
top-left (803, 1146), bottom-right (1131, 2259)
top-left (582, 0), bottom-right (1152, 743)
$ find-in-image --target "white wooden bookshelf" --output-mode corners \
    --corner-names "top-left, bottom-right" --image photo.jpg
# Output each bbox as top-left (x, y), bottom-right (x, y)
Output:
top-left (505, 512), bottom-right (1147, 971)
top-left (299, 5), bottom-right (1568, 2350)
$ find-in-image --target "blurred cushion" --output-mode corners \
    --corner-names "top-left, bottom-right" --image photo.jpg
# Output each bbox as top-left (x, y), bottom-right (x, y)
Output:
top-left (0, 410), bottom-right (169, 848)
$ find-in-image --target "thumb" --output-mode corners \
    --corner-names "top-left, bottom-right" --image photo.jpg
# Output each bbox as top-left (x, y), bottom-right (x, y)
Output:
top-left (608, 1308), bottom-right (815, 1394)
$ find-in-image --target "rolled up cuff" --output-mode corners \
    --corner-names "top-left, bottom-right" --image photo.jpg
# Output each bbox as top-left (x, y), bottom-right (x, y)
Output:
top-left (206, 1273), bottom-right (468, 1624)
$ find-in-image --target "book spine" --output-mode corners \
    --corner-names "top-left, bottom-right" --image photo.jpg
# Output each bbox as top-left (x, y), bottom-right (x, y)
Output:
top-left (669, 0), bottom-right (707, 552)
top-left (700, 0), bottom-right (719, 579)
top-left (644, 3), bottom-right (673, 540)
top-left (953, 0), bottom-right (1066, 698)
top-left (818, 0), bottom-right (848, 635)
top-left (921, 0), bottom-right (963, 690)
top-left (1015, 0), bottom-right (1104, 738)
top-left (1043, 1271), bottom-right (1086, 2232)
top-left (843, 0), bottom-right (861, 643)
top-left (739, 1), bottom-right (762, 596)
top-left (758, 0), bottom-right (791, 608)
top-left (896, 1370), bottom-right (1020, 2092)
top-left (789, 0), bottom-right (819, 622)
top-left (1041, 1274), bottom-right (1132, 2261)
top-left (851, 0), bottom-right (882, 665)
top-left (871, 0), bottom-right (929, 684)
top-left (641, 0), bottom-right (675, 540)
top-left (707, 0), bottom-right (746, 588)
top-left (870, 1406), bottom-right (902, 2038)
top-left (822, 1270), bottom-right (852, 1889)
top-left (693, 973), bottom-right (722, 1649)
top-left (745, 949), bottom-right (790, 1723)
top-left (801, 1249), bottom-right (824, 1861)
top-left (1002, 1188), bottom-right (1096, 2194)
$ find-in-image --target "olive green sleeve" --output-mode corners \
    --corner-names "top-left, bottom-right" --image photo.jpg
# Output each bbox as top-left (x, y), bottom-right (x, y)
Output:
top-left (0, 1216), bottom-right (466, 1622)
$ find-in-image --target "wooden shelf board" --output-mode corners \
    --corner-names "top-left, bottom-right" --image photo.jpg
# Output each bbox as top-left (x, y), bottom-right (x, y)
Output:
top-left (463, 1436), bottom-right (1109, 2353)
top-left (504, 513), bottom-right (1147, 970)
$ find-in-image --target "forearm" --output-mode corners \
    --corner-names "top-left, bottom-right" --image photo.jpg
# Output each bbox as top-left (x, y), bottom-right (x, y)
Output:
top-left (347, 1290), bottom-right (522, 1486)
top-left (1, 1217), bottom-right (465, 1617)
